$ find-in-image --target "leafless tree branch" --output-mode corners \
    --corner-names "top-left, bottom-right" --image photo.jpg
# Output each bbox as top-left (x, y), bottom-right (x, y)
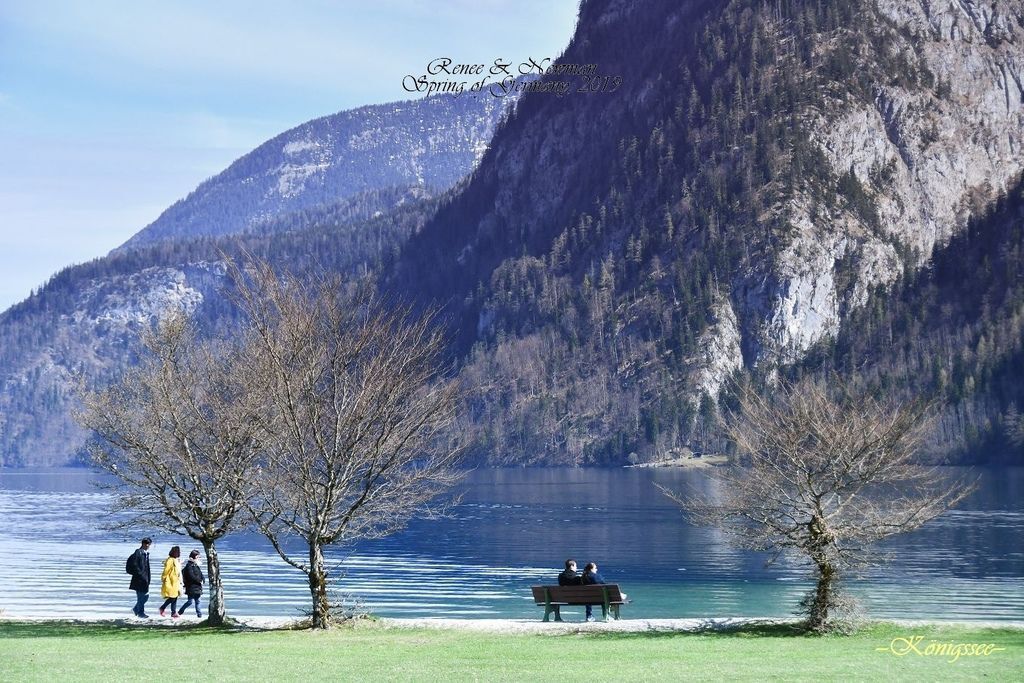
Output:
top-left (661, 377), bottom-right (975, 632)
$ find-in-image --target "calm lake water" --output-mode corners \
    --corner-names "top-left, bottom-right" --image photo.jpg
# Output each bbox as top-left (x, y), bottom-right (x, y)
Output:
top-left (0, 467), bottom-right (1021, 622)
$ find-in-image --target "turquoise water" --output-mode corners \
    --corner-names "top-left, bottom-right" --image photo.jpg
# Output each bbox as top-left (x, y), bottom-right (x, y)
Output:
top-left (0, 466), bottom-right (1021, 621)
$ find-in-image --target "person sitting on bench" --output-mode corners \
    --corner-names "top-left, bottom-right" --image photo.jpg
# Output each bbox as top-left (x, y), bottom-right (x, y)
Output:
top-left (558, 559), bottom-right (581, 586)
top-left (551, 558), bottom-right (581, 621)
top-left (581, 561), bottom-right (627, 621)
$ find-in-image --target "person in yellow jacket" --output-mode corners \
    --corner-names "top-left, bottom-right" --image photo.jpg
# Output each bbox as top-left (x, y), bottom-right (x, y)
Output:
top-left (158, 546), bottom-right (183, 618)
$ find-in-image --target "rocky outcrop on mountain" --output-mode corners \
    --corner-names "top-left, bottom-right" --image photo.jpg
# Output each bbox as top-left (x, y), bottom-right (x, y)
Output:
top-left (691, 299), bottom-right (744, 400)
top-left (805, 177), bottom-right (1024, 463)
top-left (120, 94), bottom-right (512, 249)
top-left (0, 263), bottom-right (225, 465)
top-left (759, 0), bottom-right (1024, 363)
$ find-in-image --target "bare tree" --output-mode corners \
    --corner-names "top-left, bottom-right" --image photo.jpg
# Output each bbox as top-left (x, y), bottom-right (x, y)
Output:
top-left (232, 260), bottom-right (463, 629)
top-left (79, 313), bottom-right (268, 626)
top-left (662, 378), bottom-right (974, 632)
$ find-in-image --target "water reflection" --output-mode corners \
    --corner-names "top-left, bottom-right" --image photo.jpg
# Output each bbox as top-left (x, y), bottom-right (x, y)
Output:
top-left (0, 467), bottom-right (1021, 621)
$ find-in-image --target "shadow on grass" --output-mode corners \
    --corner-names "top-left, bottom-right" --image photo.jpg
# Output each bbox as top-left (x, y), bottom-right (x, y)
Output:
top-left (576, 620), bottom-right (1024, 642)
top-left (0, 614), bottom-right (376, 640)
top-left (576, 620), bottom-right (812, 642)
top-left (0, 619), bottom-right (265, 640)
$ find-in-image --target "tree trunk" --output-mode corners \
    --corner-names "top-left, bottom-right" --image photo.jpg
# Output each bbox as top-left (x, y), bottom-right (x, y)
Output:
top-left (202, 539), bottom-right (226, 626)
top-left (809, 561), bottom-right (834, 632)
top-left (309, 542), bottom-right (331, 629)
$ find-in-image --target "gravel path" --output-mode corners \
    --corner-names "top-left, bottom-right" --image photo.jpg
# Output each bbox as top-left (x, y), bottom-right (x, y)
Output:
top-left (235, 616), bottom-right (1024, 633)
top-left (4, 614), bottom-right (1022, 633)
top-left (375, 617), bottom-right (786, 634)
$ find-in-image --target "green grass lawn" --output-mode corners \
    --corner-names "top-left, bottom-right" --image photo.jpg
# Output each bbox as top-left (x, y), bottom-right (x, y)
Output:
top-left (0, 620), bottom-right (1020, 682)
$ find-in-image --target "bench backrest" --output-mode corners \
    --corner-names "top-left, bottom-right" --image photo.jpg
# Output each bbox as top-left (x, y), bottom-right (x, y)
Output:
top-left (531, 584), bottom-right (625, 604)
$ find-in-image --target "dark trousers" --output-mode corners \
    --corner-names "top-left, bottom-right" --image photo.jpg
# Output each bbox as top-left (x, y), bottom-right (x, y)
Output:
top-left (180, 595), bottom-right (202, 615)
top-left (133, 590), bottom-right (149, 616)
top-left (159, 597), bottom-right (178, 614)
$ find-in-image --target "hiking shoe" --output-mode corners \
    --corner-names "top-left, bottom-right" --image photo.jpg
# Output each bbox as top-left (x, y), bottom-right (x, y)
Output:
top-left (196, 611), bottom-right (202, 618)
top-left (138, 613), bottom-right (150, 619)
top-left (172, 612), bottom-right (180, 619)
top-left (159, 608), bottom-right (166, 617)
top-left (586, 616), bottom-right (595, 622)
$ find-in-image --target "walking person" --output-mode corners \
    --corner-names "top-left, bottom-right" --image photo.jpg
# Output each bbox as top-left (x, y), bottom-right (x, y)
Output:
top-left (179, 549), bottom-right (205, 619)
top-left (159, 545), bottom-right (183, 618)
top-left (126, 537), bottom-right (152, 619)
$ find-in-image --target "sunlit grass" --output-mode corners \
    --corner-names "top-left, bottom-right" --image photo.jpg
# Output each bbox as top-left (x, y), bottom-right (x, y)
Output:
top-left (0, 620), bottom-right (1020, 682)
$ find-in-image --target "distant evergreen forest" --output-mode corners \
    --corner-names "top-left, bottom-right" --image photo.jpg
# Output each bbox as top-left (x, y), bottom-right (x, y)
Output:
top-left (0, 193), bottom-right (438, 465)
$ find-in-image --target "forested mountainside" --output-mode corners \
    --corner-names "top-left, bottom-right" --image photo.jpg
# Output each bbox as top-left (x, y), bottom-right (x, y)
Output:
top-left (799, 179), bottom-right (1024, 463)
top-left (391, 0), bottom-right (1024, 465)
top-left (121, 94), bottom-right (511, 248)
top-left (0, 194), bottom-right (438, 466)
top-left (0, 88), bottom-right (511, 466)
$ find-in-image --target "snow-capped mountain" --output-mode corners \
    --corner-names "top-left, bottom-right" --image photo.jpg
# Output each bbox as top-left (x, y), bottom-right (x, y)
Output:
top-left (121, 93), bottom-right (513, 248)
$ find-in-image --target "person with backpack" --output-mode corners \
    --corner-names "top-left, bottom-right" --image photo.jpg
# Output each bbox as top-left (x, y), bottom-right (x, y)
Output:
top-left (126, 537), bottom-right (153, 619)
top-left (179, 549), bottom-right (205, 619)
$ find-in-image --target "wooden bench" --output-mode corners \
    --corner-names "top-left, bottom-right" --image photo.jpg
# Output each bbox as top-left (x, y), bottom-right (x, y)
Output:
top-left (531, 584), bottom-right (628, 622)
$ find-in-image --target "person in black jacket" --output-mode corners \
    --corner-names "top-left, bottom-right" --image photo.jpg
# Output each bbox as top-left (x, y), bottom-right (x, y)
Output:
top-left (551, 558), bottom-right (582, 621)
top-left (127, 537), bottom-right (152, 619)
top-left (558, 559), bottom-right (581, 586)
top-left (179, 549), bottom-right (205, 618)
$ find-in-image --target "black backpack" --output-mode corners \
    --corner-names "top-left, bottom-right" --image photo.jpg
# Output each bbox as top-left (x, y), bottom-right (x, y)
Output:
top-left (125, 552), bottom-right (135, 574)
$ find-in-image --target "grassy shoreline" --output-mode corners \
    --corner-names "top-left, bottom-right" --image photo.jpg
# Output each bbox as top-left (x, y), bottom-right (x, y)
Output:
top-left (0, 619), bottom-right (1021, 682)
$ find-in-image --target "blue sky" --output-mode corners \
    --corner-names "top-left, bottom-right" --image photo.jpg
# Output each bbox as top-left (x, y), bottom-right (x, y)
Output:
top-left (0, 1), bottom-right (579, 310)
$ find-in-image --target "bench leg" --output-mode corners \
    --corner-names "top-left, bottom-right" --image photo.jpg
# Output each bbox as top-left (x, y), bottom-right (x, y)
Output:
top-left (612, 604), bottom-right (620, 620)
top-left (601, 604), bottom-right (609, 622)
top-left (542, 587), bottom-right (558, 622)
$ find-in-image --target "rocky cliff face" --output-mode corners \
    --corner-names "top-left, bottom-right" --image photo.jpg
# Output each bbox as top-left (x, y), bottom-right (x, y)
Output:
top-left (753, 0), bottom-right (1024, 364)
top-left (0, 263), bottom-right (225, 465)
top-left (390, 0), bottom-right (1024, 464)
